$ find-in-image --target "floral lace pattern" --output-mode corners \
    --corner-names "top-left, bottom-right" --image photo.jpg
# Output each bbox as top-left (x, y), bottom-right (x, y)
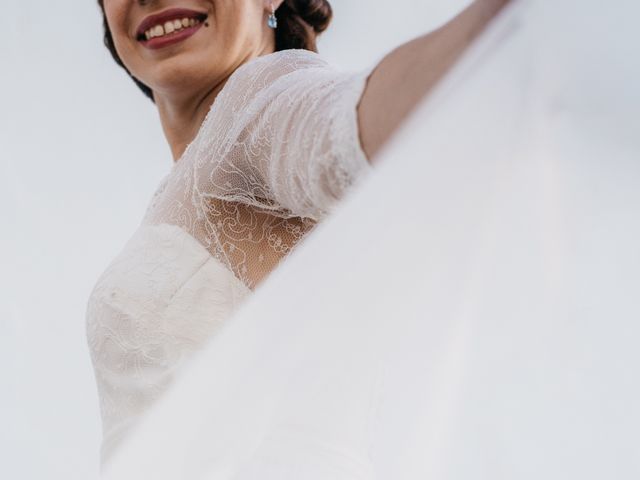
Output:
top-left (86, 49), bottom-right (374, 465)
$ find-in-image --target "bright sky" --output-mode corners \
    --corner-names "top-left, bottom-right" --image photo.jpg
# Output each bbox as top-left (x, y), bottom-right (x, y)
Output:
top-left (0, 1), bottom-right (469, 478)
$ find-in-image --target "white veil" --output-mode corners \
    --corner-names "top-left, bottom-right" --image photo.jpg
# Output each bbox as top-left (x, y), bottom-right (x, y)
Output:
top-left (105, 1), bottom-right (640, 478)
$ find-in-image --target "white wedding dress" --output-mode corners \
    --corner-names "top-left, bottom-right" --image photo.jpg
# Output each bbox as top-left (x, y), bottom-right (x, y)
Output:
top-left (98, 1), bottom-right (640, 479)
top-left (85, 49), bottom-right (374, 466)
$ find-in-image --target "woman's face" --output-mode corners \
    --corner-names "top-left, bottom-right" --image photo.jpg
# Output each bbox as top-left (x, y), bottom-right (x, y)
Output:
top-left (102, 0), bottom-right (277, 100)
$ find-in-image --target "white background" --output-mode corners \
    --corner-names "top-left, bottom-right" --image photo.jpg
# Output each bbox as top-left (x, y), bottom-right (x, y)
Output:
top-left (0, 1), bottom-right (468, 478)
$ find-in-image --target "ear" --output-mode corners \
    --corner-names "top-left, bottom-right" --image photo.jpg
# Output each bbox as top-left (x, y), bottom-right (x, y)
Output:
top-left (263, 0), bottom-right (285, 12)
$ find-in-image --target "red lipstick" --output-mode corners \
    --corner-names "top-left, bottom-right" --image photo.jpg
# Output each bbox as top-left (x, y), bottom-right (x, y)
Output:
top-left (136, 8), bottom-right (208, 50)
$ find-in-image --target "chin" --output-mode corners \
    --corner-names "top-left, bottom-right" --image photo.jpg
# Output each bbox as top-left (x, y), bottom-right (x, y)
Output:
top-left (142, 52), bottom-right (221, 98)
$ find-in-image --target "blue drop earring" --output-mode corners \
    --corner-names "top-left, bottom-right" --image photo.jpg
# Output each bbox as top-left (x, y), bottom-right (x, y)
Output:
top-left (268, 3), bottom-right (278, 29)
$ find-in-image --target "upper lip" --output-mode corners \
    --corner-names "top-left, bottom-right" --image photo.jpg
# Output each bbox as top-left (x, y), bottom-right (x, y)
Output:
top-left (135, 7), bottom-right (207, 40)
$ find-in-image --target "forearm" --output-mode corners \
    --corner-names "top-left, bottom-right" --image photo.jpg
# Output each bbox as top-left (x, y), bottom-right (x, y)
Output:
top-left (358, 0), bottom-right (512, 161)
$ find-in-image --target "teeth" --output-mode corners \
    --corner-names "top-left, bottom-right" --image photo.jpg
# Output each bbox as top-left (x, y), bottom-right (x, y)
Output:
top-left (144, 17), bottom-right (201, 40)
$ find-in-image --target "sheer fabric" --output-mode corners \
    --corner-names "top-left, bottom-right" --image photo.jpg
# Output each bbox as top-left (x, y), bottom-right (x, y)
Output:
top-left (144, 49), bottom-right (373, 289)
top-left (86, 49), bottom-right (374, 465)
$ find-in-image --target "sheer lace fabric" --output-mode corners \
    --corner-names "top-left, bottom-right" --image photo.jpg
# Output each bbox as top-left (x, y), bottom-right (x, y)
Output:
top-left (145, 49), bottom-right (373, 288)
top-left (86, 49), bottom-right (374, 465)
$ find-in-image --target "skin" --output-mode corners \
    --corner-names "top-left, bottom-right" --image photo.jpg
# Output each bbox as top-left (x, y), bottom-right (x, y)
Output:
top-left (103, 0), bottom-right (512, 163)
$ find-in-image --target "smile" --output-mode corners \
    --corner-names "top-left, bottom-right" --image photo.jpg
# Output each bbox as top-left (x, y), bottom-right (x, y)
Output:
top-left (136, 8), bottom-right (208, 49)
top-left (143, 17), bottom-right (202, 40)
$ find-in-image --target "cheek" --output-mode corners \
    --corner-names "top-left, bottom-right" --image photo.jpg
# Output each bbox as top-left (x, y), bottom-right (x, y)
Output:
top-left (103, 0), bottom-right (136, 66)
top-left (215, 1), bottom-right (262, 36)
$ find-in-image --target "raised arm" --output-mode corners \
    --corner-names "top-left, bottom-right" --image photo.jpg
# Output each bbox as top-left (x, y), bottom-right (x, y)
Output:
top-left (358, 0), bottom-right (513, 161)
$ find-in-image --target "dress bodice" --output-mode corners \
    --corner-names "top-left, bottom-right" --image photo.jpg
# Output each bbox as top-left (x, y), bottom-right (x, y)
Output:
top-left (86, 223), bottom-right (251, 462)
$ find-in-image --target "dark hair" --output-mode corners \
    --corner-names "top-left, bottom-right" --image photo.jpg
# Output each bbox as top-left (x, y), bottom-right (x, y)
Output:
top-left (97, 0), bottom-right (333, 102)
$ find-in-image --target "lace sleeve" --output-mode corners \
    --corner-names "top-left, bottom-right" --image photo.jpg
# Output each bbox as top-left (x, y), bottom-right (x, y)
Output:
top-left (190, 49), bottom-right (374, 222)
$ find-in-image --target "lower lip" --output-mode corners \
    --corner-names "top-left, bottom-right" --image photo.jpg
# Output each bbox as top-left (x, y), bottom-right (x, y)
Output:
top-left (140, 23), bottom-right (204, 50)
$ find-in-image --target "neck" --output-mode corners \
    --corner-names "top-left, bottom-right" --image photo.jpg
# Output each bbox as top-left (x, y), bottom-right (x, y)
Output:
top-left (154, 46), bottom-right (277, 163)
top-left (154, 78), bottom-right (228, 163)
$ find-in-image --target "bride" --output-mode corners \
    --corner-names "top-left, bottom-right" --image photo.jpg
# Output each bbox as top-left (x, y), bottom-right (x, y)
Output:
top-left (87, 0), bottom-right (511, 467)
